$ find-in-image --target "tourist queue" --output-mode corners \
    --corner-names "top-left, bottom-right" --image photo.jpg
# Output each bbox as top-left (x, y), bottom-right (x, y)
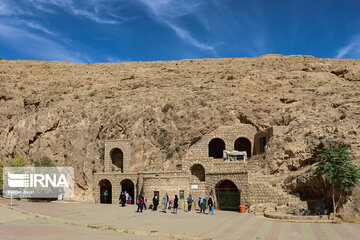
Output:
top-left (116, 191), bottom-right (215, 215)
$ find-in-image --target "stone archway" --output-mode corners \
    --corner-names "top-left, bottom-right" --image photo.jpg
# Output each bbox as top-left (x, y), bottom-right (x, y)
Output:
top-left (190, 164), bottom-right (205, 181)
top-left (215, 179), bottom-right (241, 211)
top-left (234, 137), bottom-right (252, 157)
top-left (208, 138), bottom-right (225, 159)
top-left (121, 179), bottom-right (135, 204)
top-left (110, 148), bottom-right (123, 172)
top-left (99, 179), bottom-right (112, 204)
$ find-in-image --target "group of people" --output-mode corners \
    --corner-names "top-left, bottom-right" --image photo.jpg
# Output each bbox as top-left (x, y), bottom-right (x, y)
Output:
top-left (119, 191), bottom-right (132, 207)
top-left (160, 193), bottom-right (179, 213)
top-left (198, 195), bottom-right (214, 215)
top-left (133, 192), bottom-right (214, 215)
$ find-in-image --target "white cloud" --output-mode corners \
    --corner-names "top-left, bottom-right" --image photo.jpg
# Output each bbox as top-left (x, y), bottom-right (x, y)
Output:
top-left (336, 44), bottom-right (354, 58)
top-left (137, 0), bottom-right (216, 54)
top-left (29, 0), bottom-right (126, 25)
top-left (167, 23), bottom-right (214, 53)
top-left (26, 22), bottom-right (58, 36)
top-left (336, 34), bottom-right (360, 59)
top-left (0, 23), bottom-right (88, 62)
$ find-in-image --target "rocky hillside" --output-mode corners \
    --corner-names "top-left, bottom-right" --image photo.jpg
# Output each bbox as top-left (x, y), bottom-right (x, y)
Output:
top-left (0, 55), bottom-right (359, 219)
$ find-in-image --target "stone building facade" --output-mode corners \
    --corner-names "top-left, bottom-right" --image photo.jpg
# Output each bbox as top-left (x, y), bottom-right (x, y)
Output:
top-left (93, 124), bottom-right (290, 210)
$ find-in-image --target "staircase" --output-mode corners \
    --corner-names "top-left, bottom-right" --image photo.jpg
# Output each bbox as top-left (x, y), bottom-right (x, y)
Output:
top-left (248, 172), bottom-right (308, 209)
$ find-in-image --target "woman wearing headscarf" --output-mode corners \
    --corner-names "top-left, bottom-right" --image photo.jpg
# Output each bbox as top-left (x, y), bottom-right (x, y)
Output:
top-left (208, 195), bottom-right (214, 215)
top-left (152, 195), bottom-right (159, 211)
top-left (173, 195), bottom-right (179, 213)
top-left (200, 195), bottom-right (206, 213)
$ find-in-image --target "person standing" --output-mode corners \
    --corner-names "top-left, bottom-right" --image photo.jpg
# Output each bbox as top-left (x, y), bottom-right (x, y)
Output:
top-left (104, 190), bottom-right (109, 204)
top-left (125, 191), bottom-right (129, 205)
top-left (143, 196), bottom-right (147, 210)
top-left (200, 195), bottom-right (206, 213)
top-left (152, 195), bottom-right (159, 211)
top-left (136, 194), bottom-right (144, 212)
top-left (208, 195), bottom-right (214, 215)
top-left (119, 192), bottom-right (126, 207)
top-left (173, 195), bottom-right (179, 214)
top-left (198, 197), bottom-right (201, 213)
top-left (187, 194), bottom-right (193, 212)
top-left (163, 193), bottom-right (169, 213)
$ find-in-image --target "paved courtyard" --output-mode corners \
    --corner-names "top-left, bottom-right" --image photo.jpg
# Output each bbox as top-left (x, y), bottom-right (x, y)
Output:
top-left (0, 199), bottom-right (359, 240)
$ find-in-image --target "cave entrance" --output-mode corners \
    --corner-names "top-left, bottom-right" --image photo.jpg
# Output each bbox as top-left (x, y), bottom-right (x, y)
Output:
top-left (111, 148), bottom-right (123, 172)
top-left (190, 164), bottom-right (205, 181)
top-left (215, 180), bottom-right (241, 211)
top-left (99, 179), bottom-right (112, 204)
top-left (234, 137), bottom-right (252, 157)
top-left (121, 179), bottom-right (134, 204)
top-left (209, 138), bottom-right (226, 159)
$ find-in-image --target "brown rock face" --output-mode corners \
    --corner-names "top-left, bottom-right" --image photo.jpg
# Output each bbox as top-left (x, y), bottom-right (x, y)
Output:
top-left (0, 55), bottom-right (359, 218)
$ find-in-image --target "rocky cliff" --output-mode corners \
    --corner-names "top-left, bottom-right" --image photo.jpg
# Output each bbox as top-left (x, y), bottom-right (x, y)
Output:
top-left (0, 55), bottom-right (359, 219)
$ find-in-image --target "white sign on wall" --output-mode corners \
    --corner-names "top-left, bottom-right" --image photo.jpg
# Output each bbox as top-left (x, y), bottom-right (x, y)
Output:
top-left (191, 184), bottom-right (198, 189)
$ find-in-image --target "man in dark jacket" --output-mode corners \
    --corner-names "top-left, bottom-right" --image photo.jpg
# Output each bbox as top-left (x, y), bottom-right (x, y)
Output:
top-left (187, 194), bottom-right (193, 212)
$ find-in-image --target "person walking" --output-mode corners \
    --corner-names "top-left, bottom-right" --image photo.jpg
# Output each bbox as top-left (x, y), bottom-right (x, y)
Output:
top-left (172, 195), bottom-right (178, 214)
top-left (208, 195), bottom-right (214, 215)
top-left (163, 193), bottom-right (169, 213)
top-left (152, 195), bottom-right (159, 211)
top-left (187, 194), bottom-right (193, 212)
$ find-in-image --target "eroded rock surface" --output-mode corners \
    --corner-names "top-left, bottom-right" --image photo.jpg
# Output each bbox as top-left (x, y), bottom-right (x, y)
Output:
top-left (0, 55), bottom-right (359, 218)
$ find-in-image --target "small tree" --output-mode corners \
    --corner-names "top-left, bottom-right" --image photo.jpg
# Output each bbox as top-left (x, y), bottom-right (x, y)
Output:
top-left (1, 156), bottom-right (29, 189)
top-left (35, 156), bottom-right (55, 167)
top-left (315, 147), bottom-right (360, 219)
top-left (9, 155), bottom-right (29, 167)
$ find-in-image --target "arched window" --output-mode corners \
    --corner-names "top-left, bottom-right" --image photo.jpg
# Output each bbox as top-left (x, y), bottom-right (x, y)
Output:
top-left (111, 148), bottom-right (123, 172)
top-left (190, 164), bottom-right (205, 181)
top-left (208, 138), bottom-right (225, 158)
top-left (234, 137), bottom-right (252, 157)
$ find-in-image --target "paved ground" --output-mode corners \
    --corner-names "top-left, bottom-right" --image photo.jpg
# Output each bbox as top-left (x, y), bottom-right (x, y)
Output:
top-left (0, 199), bottom-right (359, 240)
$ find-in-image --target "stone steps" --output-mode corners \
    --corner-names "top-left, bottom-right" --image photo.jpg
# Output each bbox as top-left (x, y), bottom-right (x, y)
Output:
top-left (249, 172), bottom-right (307, 208)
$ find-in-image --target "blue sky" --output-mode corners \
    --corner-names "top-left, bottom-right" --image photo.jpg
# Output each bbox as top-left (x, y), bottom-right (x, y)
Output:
top-left (0, 0), bottom-right (359, 63)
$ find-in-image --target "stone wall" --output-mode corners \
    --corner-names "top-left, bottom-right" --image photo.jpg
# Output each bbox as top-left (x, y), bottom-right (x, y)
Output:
top-left (104, 140), bottom-right (131, 173)
top-left (93, 124), bottom-right (295, 210)
top-left (140, 172), bottom-right (190, 209)
top-left (93, 172), bottom-right (138, 204)
top-left (185, 124), bottom-right (258, 159)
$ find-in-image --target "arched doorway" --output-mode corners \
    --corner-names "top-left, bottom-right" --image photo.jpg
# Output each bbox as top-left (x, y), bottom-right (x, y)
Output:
top-left (120, 179), bottom-right (135, 204)
top-left (99, 179), bottom-right (112, 204)
top-left (111, 148), bottom-right (123, 172)
top-left (234, 137), bottom-right (252, 157)
top-left (190, 164), bottom-right (205, 181)
top-left (215, 180), bottom-right (241, 211)
top-left (208, 138), bottom-right (225, 159)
